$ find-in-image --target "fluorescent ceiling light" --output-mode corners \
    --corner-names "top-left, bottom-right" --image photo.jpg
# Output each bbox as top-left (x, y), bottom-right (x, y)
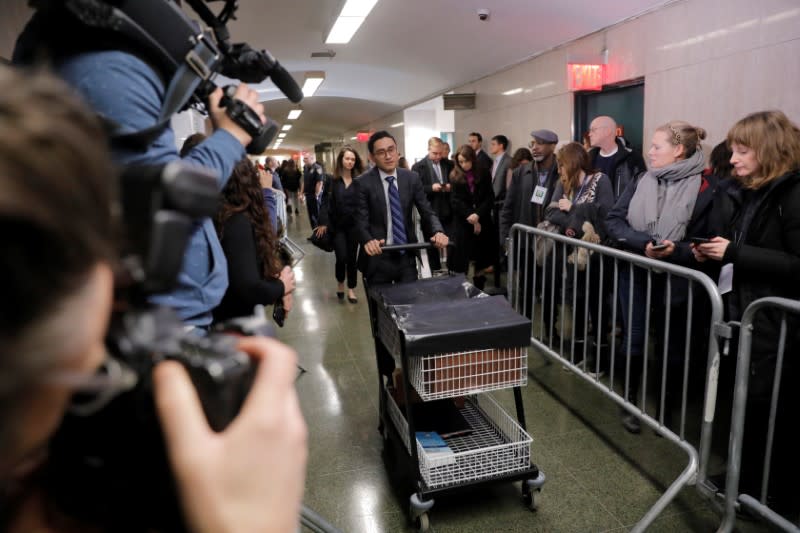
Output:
top-left (281, 124), bottom-right (292, 131)
top-left (287, 109), bottom-right (302, 120)
top-left (341, 0), bottom-right (378, 17)
top-left (350, 136), bottom-right (358, 140)
top-left (325, 0), bottom-right (378, 44)
top-left (302, 72), bottom-right (325, 97)
top-left (278, 133), bottom-right (287, 138)
top-left (326, 17), bottom-right (365, 44)
top-left (502, 87), bottom-right (523, 96)
top-left (390, 122), bottom-right (404, 128)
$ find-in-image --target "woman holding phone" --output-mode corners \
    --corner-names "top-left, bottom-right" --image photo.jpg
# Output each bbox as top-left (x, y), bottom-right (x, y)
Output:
top-left (606, 120), bottom-right (717, 434)
top-left (692, 110), bottom-right (800, 511)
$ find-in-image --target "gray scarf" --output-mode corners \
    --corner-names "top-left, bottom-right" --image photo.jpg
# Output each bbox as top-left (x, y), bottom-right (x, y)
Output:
top-left (627, 149), bottom-right (705, 242)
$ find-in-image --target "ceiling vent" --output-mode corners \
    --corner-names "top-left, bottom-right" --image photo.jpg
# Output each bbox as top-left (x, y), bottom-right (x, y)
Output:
top-left (311, 50), bottom-right (336, 59)
top-left (443, 93), bottom-right (476, 110)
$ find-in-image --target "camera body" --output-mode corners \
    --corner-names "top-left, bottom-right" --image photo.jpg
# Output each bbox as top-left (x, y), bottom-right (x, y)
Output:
top-left (43, 162), bottom-right (270, 532)
top-left (46, 307), bottom-right (258, 532)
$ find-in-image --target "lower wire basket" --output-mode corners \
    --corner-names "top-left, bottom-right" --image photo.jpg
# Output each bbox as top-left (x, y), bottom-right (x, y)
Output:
top-left (386, 391), bottom-right (532, 490)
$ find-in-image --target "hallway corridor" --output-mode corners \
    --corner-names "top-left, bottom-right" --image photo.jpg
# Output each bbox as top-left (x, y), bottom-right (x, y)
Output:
top-left (279, 210), bottom-right (762, 533)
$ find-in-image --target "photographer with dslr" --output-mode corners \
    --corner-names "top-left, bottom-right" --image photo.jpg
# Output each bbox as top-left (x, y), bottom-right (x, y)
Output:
top-left (0, 68), bottom-right (307, 533)
top-left (14, 1), bottom-right (269, 330)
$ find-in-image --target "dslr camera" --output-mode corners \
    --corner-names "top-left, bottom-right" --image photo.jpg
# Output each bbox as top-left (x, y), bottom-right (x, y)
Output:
top-left (44, 162), bottom-right (272, 532)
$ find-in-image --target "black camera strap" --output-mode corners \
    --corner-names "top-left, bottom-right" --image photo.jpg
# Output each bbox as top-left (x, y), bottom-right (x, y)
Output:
top-left (83, 0), bottom-right (222, 149)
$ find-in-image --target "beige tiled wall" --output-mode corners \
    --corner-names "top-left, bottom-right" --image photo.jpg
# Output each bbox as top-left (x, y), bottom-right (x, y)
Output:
top-left (452, 0), bottom-right (800, 158)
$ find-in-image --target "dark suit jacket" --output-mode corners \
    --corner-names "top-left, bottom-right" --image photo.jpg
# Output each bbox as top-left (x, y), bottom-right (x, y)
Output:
top-left (491, 152), bottom-right (512, 201)
top-left (355, 167), bottom-right (444, 272)
top-left (476, 149), bottom-right (493, 171)
top-left (412, 156), bottom-right (452, 222)
top-left (499, 160), bottom-right (559, 242)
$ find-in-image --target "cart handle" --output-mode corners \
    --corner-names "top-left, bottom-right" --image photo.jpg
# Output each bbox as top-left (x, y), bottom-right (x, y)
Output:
top-left (380, 242), bottom-right (454, 253)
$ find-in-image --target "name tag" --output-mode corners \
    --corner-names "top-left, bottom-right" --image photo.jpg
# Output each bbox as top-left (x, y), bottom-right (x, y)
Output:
top-left (718, 263), bottom-right (733, 295)
top-left (531, 185), bottom-right (548, 205)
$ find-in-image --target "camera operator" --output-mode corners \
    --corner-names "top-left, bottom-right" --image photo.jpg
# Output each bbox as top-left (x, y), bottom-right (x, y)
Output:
top-left (0, 68), bottom-right (307, 533)
top-left (13, 5), bottom-right (267, 330)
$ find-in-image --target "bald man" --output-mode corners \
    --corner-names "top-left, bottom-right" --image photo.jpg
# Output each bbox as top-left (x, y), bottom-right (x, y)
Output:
top-left (587, 116), bottom-right (645, 200)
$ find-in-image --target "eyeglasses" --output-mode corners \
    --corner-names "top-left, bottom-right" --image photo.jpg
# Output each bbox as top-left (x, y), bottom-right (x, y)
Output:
top-left (373, 146), bottom-right (397, 159)
top-left (45, 351), bottom-right (138, 417)
top-left (529, 141), bottom-right (552, 149)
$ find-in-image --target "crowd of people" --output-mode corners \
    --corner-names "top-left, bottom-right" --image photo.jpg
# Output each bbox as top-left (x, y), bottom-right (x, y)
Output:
top-left (2, 3), bottom-right (799, 529)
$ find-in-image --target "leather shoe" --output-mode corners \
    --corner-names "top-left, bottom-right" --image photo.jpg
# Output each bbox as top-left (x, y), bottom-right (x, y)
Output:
top-left (336, 291), bottom-right (344, 300)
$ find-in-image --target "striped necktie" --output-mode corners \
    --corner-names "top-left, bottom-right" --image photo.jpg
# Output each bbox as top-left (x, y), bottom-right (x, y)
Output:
top-left (385, 176), bottom-right (407, 245)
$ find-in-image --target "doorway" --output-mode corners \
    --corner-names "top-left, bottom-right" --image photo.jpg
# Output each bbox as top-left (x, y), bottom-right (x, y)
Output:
top-left (574, 79), bottom-right (644, 154)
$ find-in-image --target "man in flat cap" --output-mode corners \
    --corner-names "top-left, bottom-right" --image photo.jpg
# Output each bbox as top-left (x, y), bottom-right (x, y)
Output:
top-left (499, 129), bottom-right (559, 244)
top-left (499, 129), bottom-right (560, 320)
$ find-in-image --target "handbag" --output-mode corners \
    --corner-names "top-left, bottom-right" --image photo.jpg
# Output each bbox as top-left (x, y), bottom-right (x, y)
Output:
top-left (535, 220), bottom-right (559, 266)
top-left (308, 229), bottom-right (334, 252)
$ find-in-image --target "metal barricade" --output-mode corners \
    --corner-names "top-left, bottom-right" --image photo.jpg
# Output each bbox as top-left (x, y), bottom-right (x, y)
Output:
top-left (273, 188), bottom-right (287, 238)
top-left (508, 223), bottom-right (727, 532)
top-left (718, 297), bottom-right (800, 533)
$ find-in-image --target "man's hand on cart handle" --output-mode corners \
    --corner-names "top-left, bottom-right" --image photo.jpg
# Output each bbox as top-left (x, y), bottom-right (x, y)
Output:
top-left (431, 232), bottom-right (449, 249)
top-left (365, 239), bottom-right (385, 256)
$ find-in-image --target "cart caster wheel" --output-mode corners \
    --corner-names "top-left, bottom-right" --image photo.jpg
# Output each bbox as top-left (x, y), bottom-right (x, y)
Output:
top-left (523, 488), bottom-right (540, 511)
top-left (414, 513), bottom-right (430, 532)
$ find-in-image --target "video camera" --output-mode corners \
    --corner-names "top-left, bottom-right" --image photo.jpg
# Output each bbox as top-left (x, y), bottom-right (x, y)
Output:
top-left (44, 162), bottom-right (272, 532)
top-left (19, 0), bottom-right (302, 153)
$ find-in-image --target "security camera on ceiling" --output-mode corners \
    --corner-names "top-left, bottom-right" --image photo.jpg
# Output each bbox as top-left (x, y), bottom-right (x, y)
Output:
top-left (477, 8), bottom-right (490, 21)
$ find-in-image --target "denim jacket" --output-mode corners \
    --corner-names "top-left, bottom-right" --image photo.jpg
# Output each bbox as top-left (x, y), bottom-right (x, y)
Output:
top-left (58, 50), bottom-right (245, 325)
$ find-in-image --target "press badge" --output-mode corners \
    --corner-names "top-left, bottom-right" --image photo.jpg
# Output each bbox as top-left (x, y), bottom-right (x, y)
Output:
top-left (718, 263), bottom-right (733, 295)
top-left (531, 185), bottom-right (548, 205)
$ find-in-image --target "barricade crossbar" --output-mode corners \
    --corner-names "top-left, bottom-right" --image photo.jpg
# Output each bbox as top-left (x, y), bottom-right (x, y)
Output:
top-left (508, 223), bottom-right (727, 532)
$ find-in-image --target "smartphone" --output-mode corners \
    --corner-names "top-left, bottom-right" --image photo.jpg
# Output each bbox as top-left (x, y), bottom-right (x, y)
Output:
top-left (273, 301), bottom-right (286, 327)
top-left (650, 242), bottom-right (669, 251)
top-left (690, 237), bottom-right (711, 244)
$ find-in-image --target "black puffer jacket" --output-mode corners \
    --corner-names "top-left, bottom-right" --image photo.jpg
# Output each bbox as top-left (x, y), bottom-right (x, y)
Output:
top-left (710, 170), bottom-right (800, 365)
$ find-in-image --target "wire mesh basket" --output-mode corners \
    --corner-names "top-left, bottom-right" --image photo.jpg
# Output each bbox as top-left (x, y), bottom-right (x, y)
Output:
top-left (408, 347), bottom-right (528, 401)
top-left (386, 392), bottom-right (532, 490)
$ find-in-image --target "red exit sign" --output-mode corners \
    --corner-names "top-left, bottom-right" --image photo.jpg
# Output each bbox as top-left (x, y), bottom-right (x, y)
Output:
top-left (568, 64), bottom-right (604, 91)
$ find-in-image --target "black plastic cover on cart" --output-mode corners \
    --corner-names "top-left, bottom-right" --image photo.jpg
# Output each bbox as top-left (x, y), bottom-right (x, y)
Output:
top-left (389, 296), bottom-right (531, 357)
top-left (369, 274), bottom-right (483, 307)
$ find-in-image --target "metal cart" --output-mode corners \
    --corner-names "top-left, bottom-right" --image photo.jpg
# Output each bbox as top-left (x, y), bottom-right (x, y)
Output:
top-left (366, 243), bottom-right (546, 532)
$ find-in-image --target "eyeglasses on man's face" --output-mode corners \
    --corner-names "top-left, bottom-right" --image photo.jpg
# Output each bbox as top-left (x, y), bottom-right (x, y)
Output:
top-left (373, 145), bottom-right (397, 159)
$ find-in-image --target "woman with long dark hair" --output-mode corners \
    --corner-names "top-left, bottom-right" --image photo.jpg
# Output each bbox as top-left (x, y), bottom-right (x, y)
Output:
top-left (316, 146), bottom-right (364, 302)
top-left (449, 144), bottom-right (496, 287)
top-left (214, 158), bottom-right (295, 323)
top-left (543, 142), bottom-right (614, 359)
